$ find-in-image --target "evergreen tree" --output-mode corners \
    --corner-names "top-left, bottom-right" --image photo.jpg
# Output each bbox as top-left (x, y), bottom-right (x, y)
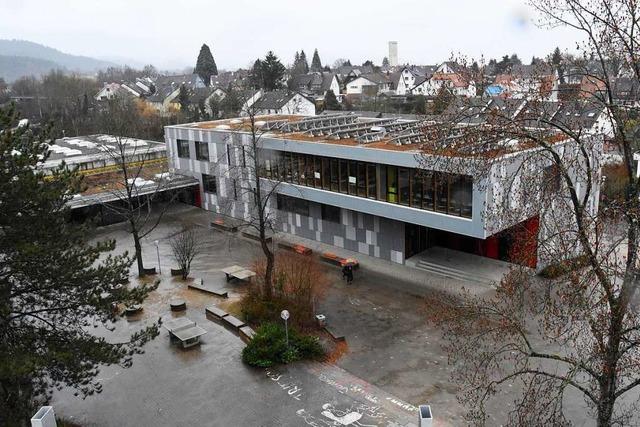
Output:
top-left (382, 57), bottom-right (390, 67)
top-left (433, 86), bottom-right (453, 114)
top-left (221, 86), bottom-right (242, 117)
top-left (343, 60), bottom-right (352, 66)
top-left (362, 60), bottom-right (374, 67)
top-left (299, 50), bottom-right (309, 74)
top-left (0, 105), bottom-right (158, 424)
top-left (249, 59), bottom-right (264, 89)
top-left (261, 51), bottom-right (286, 91)
top-left (81, 93), bottom-right (89, 116)
top-left (194, 43), bottom-right (218, 87)
top-left (178, 84), bottom-right (191, 111)
top-left (311, 49), bottom-right (322, 72)
top-left (551, 47), bottom-right (565, 83)
top-left (324, 89), bottom-right (341, 111)
top-left (414, 95), bottom-right (427, 114)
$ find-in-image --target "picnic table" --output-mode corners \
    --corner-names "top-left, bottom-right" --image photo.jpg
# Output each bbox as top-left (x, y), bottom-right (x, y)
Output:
top-left (221, 265), bottom-right (256, 282)
top-left (163, 317), bottom-right (207, 348)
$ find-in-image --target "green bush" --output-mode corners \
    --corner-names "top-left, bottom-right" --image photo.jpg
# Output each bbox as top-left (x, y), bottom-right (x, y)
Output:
top-left (242, 322), bottom-right (324, 367)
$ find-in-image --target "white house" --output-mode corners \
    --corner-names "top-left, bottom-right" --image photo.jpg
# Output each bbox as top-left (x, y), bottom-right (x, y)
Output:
top-left (249, 90), bottom-right (315, 116)
top-left (346, 73), bottom-right (392, 95)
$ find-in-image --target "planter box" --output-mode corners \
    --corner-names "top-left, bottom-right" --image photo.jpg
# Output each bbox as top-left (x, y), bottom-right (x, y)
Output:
top-left (278, 242), bottom-right (312, 255)
top-left (142, 267), bottom-right (157, 275)
top-left (31, 406), bottom-right (56, 427)
top-left (210, 219), bottom-right (238, 233)
top-left (242, 231), bottom-right (272, 243)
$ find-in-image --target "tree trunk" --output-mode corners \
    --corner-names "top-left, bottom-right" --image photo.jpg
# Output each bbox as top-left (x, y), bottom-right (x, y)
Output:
top-left (596, 395), bottom-right (614, 427)
top-left (132, 226), bottom-right (145, 277)
top-left (261, 235), bottom-right (273, 299)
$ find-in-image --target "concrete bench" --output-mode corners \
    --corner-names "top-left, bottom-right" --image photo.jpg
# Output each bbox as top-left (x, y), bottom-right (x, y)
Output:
top-left (222, 315), bottom-right (245, 331)
top-left (324, 326), bottom-right (346, 342)
top-left (205, 306), bottom-right (229, 321)
top-left (210, 219), bottom-right (238, 233)
top-left (142, 267), bottom-right (157, 275)
top-left (278, 241), bottom-right (312, 256)
top-left (170, 268), bottom-right (184, 277)
top-left (239, 326), bottom-right (256, 343)
top-left (241, 230), bottom-right (272, 244)
top-left (188, 279), bottom-right (229, 298)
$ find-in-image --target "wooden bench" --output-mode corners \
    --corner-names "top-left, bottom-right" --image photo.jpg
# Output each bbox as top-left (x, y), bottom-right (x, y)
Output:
top-left (278, 241), bottom-right (312, 256)
top-left (210, 219), bottom-right (238, 233)
top-left (188, 279), bottom-right (229, 298)
top-left (320, 252), bottom-right (359, 270)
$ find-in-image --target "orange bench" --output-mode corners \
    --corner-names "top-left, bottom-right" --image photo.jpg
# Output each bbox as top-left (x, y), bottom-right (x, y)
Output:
top-left (278, 241), bottom-right (312, 255)
top-left (320, 252), bottom-right (359, 269)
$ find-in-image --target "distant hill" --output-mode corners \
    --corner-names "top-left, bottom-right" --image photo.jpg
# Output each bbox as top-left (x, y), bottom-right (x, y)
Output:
top-left (0, 39), bottom-right (117, 82)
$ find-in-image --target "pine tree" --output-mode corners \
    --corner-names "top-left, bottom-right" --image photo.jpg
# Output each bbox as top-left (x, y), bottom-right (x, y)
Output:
top-left (261, 51), bottom-right (286, 91)
top-left (249, 59), bottom-right (264, 89)
top-left (382, 57), bottom-right (390, 67)
top-left (324, 89), bottom-right (341, 111)
top-left (414, 95), bottom-right (427, 114)
top-left (299, 50), bottom-right (309, 74)
top-left (433, 86), bottom-right (453, 114)
top-left (178, 84), bottom-right (191, 111)
top-left (0, 105), bottom-right (159, 424)
top-left (194, 43), bottom-right (218, 87)
top-left (311, 49), bottom-right (322, 72)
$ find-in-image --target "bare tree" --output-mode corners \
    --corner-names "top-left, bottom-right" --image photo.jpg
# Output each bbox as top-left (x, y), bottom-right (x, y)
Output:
top-left (420, 1), bottom-right (640, 425)
top-left (97, 98), bottom-right (180, 277)
top-left (170, 227), bottom-right (203, 279)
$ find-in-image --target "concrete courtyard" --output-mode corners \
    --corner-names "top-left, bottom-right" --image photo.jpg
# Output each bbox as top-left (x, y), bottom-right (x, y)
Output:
top-left (50, 204), bottom-right (583, 426)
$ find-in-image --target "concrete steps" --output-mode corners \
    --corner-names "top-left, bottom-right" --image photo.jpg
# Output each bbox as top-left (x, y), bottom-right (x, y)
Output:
top-left (413, 259), bottom-right (497, 287)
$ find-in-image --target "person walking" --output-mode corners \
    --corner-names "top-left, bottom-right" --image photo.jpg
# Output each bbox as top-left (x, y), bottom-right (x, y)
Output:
top-left (346, 265), bottom-right (354, 284)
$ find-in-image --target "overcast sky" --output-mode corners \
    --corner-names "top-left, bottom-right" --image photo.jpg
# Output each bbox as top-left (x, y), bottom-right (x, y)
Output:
top-left (0, 0), bottom-right (581, 71)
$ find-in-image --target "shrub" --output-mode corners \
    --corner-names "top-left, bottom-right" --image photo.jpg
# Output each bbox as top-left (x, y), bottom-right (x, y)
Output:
top-left (538, 255), bottom-right (590, 279)
top-left (242, 322), bottom-right (324, 367)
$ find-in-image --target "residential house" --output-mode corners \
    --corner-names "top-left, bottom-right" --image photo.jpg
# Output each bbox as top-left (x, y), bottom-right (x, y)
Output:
top-left (493, 64), bottom-right (559, 101)
top-left (146, 74), bottom-right (206, 114)
top-left (345, 73), bottom-right (392, 96)
top-left (250, 90), bottom-right (315, 116)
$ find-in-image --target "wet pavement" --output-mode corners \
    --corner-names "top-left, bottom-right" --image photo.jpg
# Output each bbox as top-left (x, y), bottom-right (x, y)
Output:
top-left (50, 205), bottom-right (594, 426)
top-left (51, 205), bottom-right (425, 426)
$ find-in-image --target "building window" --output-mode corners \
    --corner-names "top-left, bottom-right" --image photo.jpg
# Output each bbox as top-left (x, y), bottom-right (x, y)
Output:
top-left (321, 204), bottom-right (341, 223)
top-left (232, 179), bottom-right (238, 201)
top-left (241, 146), bottom-right (246, 167)
top-left (202, 174), bottom-right (217, 194)
top-left (258, 150), bottom-right (472, 219)
top-left (398, 168), bottom-right (410, 206)
top-left (177, 139), bottom-right (190, 158)
top-left (226, 145), bottom-right (231, 165)
top-left (195, 141), bottom-right (209, 161)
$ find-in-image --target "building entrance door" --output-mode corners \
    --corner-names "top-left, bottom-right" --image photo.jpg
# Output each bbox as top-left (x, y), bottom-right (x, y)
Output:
top-left (405, 223), bottom-right (428, 259)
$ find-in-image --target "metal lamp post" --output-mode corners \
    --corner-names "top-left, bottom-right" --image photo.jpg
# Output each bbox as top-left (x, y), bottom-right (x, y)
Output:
top-left (281, 309), bottom-right (290, 347)
top-left (154, 240), bottom-right (161, 274)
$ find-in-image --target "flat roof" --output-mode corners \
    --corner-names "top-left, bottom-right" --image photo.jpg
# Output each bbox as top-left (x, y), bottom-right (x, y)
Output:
top-left (41, 134), bottom-right (166, 170)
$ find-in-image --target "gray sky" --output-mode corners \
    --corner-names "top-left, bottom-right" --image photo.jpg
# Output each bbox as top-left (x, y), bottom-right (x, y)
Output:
top-left (0, 0), bottom-right (581, 71)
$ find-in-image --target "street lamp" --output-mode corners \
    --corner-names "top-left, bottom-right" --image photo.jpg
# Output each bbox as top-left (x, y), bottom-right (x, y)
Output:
top-left (280, 309), bottom-right (290, 347)
top-left (153, 240), bottom-right (161, 274)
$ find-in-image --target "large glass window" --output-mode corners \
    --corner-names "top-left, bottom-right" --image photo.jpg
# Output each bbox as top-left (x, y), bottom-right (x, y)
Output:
top-left (257, 151), bottom-right (472, 218)
top-left (357, 163), bottom-right (367, 197)
top-left (330, 159), bottom-right (339, 191)
top-left (195, 141), bottom-right (208, 161)
top-left (177, 139), bottom-right (190, 158)
top-left (387, 166), bottom-right (398, 203)
top-left (423, 172), bottom-right (434, 210)
top-left (348, 161), bottom-right (357, 195)
top-left (435, 173), bottom-right (449, 213)
top-left (339, 160), bottom-right (348, 193)
top-left (322, 158), bottom-right (331, 190)
top-left (399, 168), bottom-right (410, 206)
top-left (367, 164), bottom-right (377, 199)
top-left (202, 174), bottom-right (217, 194)
top-left (411, 170), bottom-right (423, 208)
top-left (277, 194), bottom-right (309, 216)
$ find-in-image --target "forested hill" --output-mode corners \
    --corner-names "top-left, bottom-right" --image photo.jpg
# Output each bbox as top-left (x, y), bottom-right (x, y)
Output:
top-left (0, 39), bottom-right (116, 81)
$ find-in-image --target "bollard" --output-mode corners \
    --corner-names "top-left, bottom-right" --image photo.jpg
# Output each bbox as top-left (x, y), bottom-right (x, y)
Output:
top-left (418, 404), bottom-right (433, 427)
